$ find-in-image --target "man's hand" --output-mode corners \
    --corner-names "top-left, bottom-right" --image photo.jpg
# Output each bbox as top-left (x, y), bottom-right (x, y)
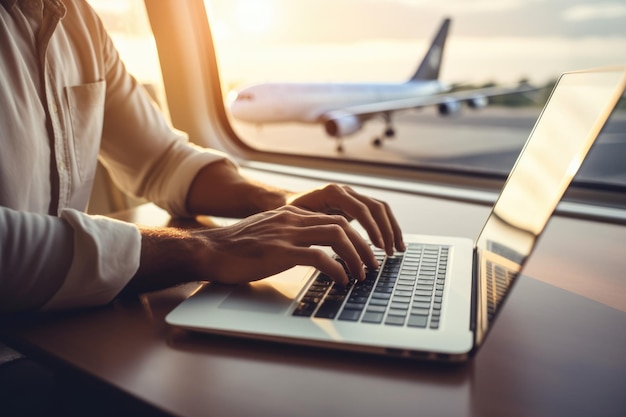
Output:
top-left (127, 206), bottom-right (382, 294)
top-left (287, 184), bottom-right (405, 256)
top-left (186, 160), bottom-right (404, 255)
top-left (192, 206), bottom-right (379, 285)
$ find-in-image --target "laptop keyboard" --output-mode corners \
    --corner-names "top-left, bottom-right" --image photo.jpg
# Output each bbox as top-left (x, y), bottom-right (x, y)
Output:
top-left (292, 243), bottom-right (449, 329)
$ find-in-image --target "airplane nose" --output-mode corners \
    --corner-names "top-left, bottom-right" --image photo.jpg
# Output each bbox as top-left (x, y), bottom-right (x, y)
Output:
top-left (227, 89), bottom-right (239, 104)
top-left (228, 91), bottom-right (243, 117)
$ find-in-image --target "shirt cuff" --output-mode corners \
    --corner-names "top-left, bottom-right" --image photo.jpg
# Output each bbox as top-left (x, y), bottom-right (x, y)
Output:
top-left (153, 144), bottom-right (235, 218)
top-left (41, 209), bottom-right (141, 311)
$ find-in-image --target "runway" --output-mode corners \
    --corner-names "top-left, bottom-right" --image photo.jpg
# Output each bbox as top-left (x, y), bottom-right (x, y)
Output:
top-left (230, 105), bottom-right (626, 188)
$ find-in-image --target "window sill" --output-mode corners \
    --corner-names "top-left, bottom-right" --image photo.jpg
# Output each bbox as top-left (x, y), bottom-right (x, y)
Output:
top-left (242, 160), bottom-right (626, 225)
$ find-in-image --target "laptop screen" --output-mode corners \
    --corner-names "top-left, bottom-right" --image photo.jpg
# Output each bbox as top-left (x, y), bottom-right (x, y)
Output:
top-left (473, 67), bottom-right (626, 344)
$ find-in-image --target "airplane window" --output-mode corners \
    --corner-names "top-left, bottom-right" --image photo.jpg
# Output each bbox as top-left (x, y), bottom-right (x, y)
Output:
top-left (87, 0), bottom-right (170, 120)
top-left (205, 0), bottom-right (626, 198)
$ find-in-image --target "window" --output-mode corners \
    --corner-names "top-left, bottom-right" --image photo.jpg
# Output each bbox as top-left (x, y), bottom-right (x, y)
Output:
top-left (87, 0), bottom-right (169, 119)
top-left (204, 0), bottom-right (626, 204)
top-left (86, 0), bottom-right (166, 214)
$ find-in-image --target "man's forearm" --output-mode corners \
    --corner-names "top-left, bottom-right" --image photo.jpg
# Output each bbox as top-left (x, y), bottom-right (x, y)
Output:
top-left (186, 159), bottom-right (289, 217)
top-left (122, 225), bottom-right (206, 295)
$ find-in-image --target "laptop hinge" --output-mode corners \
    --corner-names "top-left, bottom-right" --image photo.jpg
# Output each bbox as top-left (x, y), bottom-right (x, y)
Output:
top-left (469, 248), bottom-right (478, 333)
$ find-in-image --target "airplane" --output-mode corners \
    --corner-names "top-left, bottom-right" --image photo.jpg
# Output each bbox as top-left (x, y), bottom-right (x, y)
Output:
top-left (228, 18), bottom-right (536, 152)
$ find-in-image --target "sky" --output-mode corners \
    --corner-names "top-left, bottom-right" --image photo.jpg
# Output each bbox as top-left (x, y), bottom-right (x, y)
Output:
top-left (209, 0), bottom-right (626, 41)
top-left (205, 0), bottom-right (626, 86)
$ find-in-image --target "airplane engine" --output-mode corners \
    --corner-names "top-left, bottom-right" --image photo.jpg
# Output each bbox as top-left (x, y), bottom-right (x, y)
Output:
top-left (467, 95), bottom-right (489, 109)
top-left (437, 99), bottom-right (461, 116)
top-left (324, 113), bottom-right (362, 137)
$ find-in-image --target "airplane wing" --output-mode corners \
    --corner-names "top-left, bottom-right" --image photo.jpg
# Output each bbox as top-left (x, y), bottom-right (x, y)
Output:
top-left (320, 84), bottom-right (539, 138)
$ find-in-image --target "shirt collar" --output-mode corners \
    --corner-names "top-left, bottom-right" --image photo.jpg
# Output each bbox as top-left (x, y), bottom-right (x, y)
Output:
top-left (0, 0), bottom-right (18, 11)
top-left (1, 0), bottom-right (65, 18)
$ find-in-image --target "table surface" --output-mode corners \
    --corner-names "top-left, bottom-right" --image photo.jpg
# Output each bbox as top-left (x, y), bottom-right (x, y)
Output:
top-left (2, 172), bottom-right (625, 417)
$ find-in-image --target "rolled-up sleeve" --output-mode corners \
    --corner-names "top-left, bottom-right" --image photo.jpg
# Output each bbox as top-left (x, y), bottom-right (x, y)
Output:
top-left (41, 208), bottom-right (142, 311)
top-left (94, 16), bottom-right (229, 218)
top-left (0, 207), bottom-right (140, 312)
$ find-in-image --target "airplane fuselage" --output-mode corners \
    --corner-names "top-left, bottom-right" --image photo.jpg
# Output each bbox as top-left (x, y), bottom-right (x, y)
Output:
top-left (229, 80), bottom-right (446, 124)
top-left (225, 18), bottom-right (529, 150)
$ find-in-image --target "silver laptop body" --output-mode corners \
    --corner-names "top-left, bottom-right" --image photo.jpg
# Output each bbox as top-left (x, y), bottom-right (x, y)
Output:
top-left (166, 67), bottom-right (626, 362)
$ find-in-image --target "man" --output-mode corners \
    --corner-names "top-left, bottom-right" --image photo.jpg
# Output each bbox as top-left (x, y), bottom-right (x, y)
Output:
top-left (0, 0), bottom-right (405, 414)
top-left (0, 0), bottom-right (404, 313)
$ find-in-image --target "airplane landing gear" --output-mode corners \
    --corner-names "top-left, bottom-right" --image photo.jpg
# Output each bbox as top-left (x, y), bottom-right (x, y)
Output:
top-left (372, 119), bottom-right (395, 148)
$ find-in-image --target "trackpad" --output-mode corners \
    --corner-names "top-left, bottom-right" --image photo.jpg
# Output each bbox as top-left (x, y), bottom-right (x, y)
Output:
top-left (218, 282), bottom-right (295, 315)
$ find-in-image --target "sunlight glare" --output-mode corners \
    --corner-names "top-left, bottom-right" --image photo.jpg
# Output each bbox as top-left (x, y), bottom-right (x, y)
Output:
top-left (236, 0), bottom-right (274, 35)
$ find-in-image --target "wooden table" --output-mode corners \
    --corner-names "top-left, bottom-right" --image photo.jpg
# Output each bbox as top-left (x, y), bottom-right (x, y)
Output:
top-left (1, 173), bottom-right (625, 417)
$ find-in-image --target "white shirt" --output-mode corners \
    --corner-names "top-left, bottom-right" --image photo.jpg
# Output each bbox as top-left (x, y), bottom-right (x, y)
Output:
top-left (0, 0), bottom-right (227, 311)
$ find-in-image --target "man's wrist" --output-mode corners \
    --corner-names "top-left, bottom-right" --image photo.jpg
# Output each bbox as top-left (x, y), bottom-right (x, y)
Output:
top-left (186, 159), bottom-right (292, 217)
top-left (122, 226), bottom-right (204, 295)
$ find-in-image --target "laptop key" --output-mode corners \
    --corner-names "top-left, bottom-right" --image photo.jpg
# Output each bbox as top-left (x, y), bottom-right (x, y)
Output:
top-left (366, 305), bottom-right (386, 313)
top-left (362, 312), bottom-right (384, 324)
top-left (407, 315), bottom-right (428, 328)
top-left (338, 309), bottom-right (362, 321)
top-left (370, 292), bottom-right (391, 300)
top-left (385, 315), bottom-right (406, 326)
top-left (293, 302), bottom-right (317, 317)
top-left (343, 302), bottom-right (365, 311)
top-left (369, 298), bottom-right (390, 306)
top-left (390, 302), bottom-right (409, 310)
top-left (411, 308), bottom-right (430, 316)
top-left (315, 300), bottom-right (343, 319)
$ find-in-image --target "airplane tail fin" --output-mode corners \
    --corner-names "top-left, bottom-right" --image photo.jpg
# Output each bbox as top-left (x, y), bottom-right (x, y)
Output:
top-left (408, 18), bottom-right (451, 82)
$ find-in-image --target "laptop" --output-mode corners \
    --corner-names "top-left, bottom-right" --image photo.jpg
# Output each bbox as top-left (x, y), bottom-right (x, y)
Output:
top-left (166, 66), bottom-right (626, 362)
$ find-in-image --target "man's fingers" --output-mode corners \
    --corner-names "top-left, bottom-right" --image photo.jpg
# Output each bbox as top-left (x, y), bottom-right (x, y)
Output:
top-left (318, 184), bottom-right (403, 255)
top-left (263, 208), bottom-right (379, 281)
top-left (292, 223), bottom-right (374, 280)
top-left (285, 246), bottom-right (350, 285)
top-left (345, 188), bottom-right (406, 253)
top-left (209, 197), bottom-right (403, 286)
top-left (345, 190), bottom-right (394, 254)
